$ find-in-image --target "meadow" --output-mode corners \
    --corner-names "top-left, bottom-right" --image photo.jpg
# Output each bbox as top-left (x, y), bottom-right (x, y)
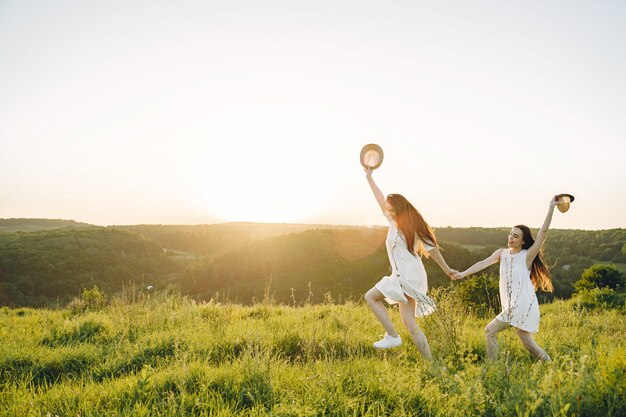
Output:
top-left (1, 286), bottom-right (624, 416)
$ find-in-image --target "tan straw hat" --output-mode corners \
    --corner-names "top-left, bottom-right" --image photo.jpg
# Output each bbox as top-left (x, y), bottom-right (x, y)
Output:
top-left (556, 193), bottom-right (575, 213)
top-left (360, 144), bottom-right (384, 170)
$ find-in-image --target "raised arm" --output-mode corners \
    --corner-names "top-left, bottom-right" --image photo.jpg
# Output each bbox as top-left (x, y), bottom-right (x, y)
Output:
top-left (365, 168), bottom-right (390, 219)
top-left (456, 248), bottom-right (504, 279)
top-left (526, 195), bottom-right (558, 267)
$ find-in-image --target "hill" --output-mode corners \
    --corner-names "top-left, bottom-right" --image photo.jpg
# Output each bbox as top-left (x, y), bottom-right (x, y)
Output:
top-left (175, 226), bottom-right (626, 304)
top-left (0, 228), bottom-right (179, 306)
top-left (0, 218), bottom-right (95, 233)
top-left (112, 223), bottom-right (365, 258)
top-left (0, 220), bottom-right (623, 307)
top-left (179, 228), bottom-right (479, 304)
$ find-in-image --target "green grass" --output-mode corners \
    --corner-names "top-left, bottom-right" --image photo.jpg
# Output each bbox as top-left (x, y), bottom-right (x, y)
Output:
top-left (0, 289), bottom-right (624, 416)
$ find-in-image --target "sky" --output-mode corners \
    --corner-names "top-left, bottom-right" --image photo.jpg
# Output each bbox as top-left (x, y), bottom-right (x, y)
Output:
top-left (1, 0), bottom-right (625, 230)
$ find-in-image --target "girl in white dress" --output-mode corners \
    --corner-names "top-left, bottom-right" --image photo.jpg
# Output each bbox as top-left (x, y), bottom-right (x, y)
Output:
top-left (454, 197), bottom-right (558, 362)
top-left (364, 168), bottom-right (456, 360)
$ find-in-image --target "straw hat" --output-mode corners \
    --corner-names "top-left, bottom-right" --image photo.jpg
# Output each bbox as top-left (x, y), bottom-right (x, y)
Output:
top-left (360, 144), bottom-right (384, 170)
top-left (556, 193), bottom-right (575, 213)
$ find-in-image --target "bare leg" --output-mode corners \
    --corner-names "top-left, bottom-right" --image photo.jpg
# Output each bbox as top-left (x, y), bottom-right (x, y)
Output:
top-left (485, 318), bottom-right (510, 361)
top-left (364, 288), bottom-right (399, 337)
top-left (399, 297), bottom-right (432, 360)
top-left (515, 328), bottom-right (552, 362)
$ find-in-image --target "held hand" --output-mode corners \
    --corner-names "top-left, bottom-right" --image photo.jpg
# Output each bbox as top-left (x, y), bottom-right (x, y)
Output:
top-left (451, 271), bottom-right (465, 280)
top-left (448, 269), bottom-right (459, 280)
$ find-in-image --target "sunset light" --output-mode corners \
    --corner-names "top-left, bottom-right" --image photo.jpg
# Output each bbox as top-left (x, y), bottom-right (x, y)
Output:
top-left (1, 2), bottom-right (625, 414)
top-left (1, 1), bottom-right (624, 229)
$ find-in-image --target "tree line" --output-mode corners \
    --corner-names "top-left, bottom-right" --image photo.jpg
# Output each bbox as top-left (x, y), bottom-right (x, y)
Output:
top-left (0, 221), bottom-right (623, 307)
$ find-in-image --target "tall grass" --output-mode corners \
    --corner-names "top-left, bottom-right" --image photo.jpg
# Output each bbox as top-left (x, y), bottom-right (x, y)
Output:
top-left (0, 287), bottom-right (624, 416)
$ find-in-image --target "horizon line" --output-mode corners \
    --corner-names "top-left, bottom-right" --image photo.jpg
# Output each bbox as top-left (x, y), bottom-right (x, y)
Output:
top-left (0, 217), bottom-right (623, 232)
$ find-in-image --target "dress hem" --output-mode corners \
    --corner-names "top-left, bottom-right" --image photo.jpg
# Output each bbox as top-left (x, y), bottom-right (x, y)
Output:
top-left (375, 277), bottom-right (436, 318)
top-left (495, 315), bottom-right (539, 334)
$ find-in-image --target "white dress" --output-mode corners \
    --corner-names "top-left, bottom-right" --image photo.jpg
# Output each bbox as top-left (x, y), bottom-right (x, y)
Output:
top-left (496, 249), bottom-right (540, 333)
top-left (375, 218), bottom-right (436, 317)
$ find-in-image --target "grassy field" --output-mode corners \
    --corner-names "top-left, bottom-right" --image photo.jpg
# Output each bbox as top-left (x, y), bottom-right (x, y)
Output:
top-left (0, 288), bottom-right (624, 417)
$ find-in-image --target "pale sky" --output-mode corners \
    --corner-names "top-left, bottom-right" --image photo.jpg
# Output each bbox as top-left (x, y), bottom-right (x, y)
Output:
top-left (1, 1), bottom-right (625, 230)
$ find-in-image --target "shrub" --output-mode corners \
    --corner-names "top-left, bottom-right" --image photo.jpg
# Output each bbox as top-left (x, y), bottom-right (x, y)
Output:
top-left (569, 287), bottom-right (626, 310)
top-left (454, 273), bottom-right (500, 317)
top-left (574, 264), bottom-right (625, 293)
top-left (67, 285), bottom-right (107, 314)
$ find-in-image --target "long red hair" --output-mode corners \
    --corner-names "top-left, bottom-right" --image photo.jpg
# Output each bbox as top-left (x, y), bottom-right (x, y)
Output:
top-left (515, 225), bottom-right (554, 292)
top-left (387, 194), bottom-right (438, 257)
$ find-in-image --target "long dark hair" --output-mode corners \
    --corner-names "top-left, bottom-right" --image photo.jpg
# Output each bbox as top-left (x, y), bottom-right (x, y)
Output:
top-left (387, 194), bottom-right (438, 257)
top-left (515, 225), bottom-right (554, 292)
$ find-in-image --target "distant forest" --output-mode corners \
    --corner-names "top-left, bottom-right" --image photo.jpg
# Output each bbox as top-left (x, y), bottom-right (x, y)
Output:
top-left (0, 218), bottom-right (624, 307)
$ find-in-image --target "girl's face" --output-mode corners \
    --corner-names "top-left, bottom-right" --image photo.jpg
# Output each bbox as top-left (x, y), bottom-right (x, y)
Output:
top-left (507, 227), bottom-right (524, 249)
top-left (385, 201), bottom-right (396, 220)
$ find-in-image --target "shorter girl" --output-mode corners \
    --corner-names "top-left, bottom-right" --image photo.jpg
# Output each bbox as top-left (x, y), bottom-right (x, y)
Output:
top-left (454, 196), bottom-right (558, 362)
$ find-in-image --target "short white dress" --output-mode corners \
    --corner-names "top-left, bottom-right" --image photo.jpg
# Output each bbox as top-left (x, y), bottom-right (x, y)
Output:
top-left (496, 249), bottom-right (540, 333)
top-left (375, 217), bottom-right (436, 317)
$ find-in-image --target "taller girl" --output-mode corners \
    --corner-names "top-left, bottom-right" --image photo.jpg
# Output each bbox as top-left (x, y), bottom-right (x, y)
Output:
top-left (455, 196), bottom-right (559, 362)
top-left (364, 168), bottom-right (455, 360)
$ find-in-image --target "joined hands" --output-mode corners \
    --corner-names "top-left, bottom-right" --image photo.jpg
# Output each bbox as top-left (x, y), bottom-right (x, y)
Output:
top-left (448, 270), bottom-right (465, 281)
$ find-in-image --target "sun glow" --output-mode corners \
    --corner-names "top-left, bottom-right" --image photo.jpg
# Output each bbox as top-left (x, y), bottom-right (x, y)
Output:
top-left (193, 140), bottom-right (325, 224)
top-left (198, 177), bottom-right (320, 224)
top-left (1, 2), bottom-right (624, 229)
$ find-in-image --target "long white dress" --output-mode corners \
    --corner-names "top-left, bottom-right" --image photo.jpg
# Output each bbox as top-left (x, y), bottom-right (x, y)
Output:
top-left (375, 218), bottom-right (436, 317)
top-left (496, 249), bottom-right (540, 333)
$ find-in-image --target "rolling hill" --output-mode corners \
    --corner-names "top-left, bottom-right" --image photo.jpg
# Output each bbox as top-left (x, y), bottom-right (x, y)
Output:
top-left (0, 219), bottom-right (623, 307)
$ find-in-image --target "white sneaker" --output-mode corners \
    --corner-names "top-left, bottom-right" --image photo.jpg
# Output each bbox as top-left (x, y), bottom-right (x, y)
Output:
top-left (373, 333), bottom-right (402, 349)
